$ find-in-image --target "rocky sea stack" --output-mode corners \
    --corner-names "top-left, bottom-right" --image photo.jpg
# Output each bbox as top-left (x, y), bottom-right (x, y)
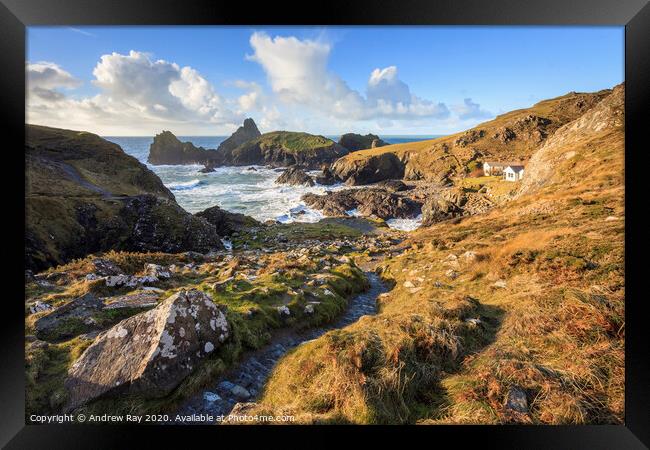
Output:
top-left (148, 130), bottom-right (219, 166)
top-left (217, 118), bottom-right (262, 153)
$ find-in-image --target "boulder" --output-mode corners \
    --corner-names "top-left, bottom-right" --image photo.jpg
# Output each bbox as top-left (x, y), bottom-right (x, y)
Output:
top-left (376, 179), bottom-right (409, 192)
top-left (28, 300), bottom-right (53, 315)
top-left (64, 289), bottom-right (230, 410)
top-left (421, 198), bottom-right (463, 226)
top-left (34, 293), bottom-right (104, 341)
top-left (275, 167), bottom-right (315, 187)
top-left (505, 386), bottom-right (529, 413)
top-left (91, 258), bottom-right (122, 277)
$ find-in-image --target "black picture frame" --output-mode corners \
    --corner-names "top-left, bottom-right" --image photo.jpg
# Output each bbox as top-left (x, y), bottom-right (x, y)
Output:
top-left (2, 0), bottom-right (648, 447)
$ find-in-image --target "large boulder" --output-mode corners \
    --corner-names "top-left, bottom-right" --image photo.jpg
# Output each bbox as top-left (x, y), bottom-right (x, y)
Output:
top-left (64, 289), bottom-right (230, 410)
top-left (275, 167), bottom-right (315, 186)
top-left (421, 198), bottom-right (463, 226)
top-left (217, 118), bottom-right (262, 153)
top-left (338, 133), bottom-right (387, 152)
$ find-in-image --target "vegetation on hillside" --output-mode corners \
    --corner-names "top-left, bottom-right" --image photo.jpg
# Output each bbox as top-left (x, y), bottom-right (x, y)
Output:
top-left (239, 86), bottom-right (625, 424)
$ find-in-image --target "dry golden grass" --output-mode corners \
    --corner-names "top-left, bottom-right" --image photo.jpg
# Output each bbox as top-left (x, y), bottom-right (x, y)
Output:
top-left (245, 95), bottom-right (624, 424)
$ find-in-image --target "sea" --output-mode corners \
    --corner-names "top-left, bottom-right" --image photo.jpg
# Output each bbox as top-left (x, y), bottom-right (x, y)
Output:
top-left (104, 135), bottom-right (441, 232)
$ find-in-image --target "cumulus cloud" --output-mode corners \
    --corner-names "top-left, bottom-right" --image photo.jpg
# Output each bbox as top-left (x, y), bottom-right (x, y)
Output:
top-left (27, 51), bottom-right (242, 135)
top-left (247, 32), bottom-right (449, 122)
top-left (452, 98), bottom-right (492, 120)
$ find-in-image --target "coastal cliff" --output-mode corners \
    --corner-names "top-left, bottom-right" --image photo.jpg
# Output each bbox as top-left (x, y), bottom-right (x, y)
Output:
top-left (26, 125), bottom-right (225, 271)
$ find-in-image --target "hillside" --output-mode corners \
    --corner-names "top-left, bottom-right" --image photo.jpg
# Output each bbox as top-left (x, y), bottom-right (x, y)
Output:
top-left (26, 125), bottom-right (225, 271)
top-left (331, 89), bottom-right (612, 185)
top-left (239, 85), bottom-right (625, 424)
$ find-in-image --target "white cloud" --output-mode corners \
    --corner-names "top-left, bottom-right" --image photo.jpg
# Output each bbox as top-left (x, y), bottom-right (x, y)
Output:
top-left (247, 32), bottom-right (449, 122)
top-left (27, 51), bottom-right (243, 135)
top-left (452, 98), bottom-right (492, 120)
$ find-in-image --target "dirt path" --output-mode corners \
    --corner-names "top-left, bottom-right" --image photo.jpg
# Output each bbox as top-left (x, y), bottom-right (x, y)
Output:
top-left (171, 271), bottom-right (388, 423)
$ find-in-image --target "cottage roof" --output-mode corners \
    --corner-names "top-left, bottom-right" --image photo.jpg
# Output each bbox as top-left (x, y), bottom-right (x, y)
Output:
top-left (484, 161), bottom-right (524, 167)
top-left (505, 165), bottom-right (525, 172)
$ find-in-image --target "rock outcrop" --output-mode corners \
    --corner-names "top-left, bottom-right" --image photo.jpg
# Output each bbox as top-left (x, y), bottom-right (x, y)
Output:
top-left (315, 167), bottom-right (339, 185)
top-left (331, 152), bottom-right (406, 185)
top-left (517, 83), bottom-right (624, 196)
top-left (195, 205), bottom-right (261, 236)
top-left (275, 167), bottom-right (315, 186)
top-left (148, 131), bottom-right (219, 166)
top-left (302, 188), bottom-right (420, 220)
top-left (25, 125), bottom-right (224, 271)
top-left (421, 198), bottom-right (463, 226)
top-left (65, 289), bottom-right (230, 410)
top-left (338, 133), bottom-right (387, 152)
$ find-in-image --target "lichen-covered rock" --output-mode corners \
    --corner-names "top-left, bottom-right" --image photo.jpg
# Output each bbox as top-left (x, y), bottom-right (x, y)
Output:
top-left (91, 258), bottom-right (123, 277)
top-left (64, 289), bottom-right (230, 410)
top-left (144, 263), bottom-right (171, 280)
top-left (34, 293), bottom-right (104, 341)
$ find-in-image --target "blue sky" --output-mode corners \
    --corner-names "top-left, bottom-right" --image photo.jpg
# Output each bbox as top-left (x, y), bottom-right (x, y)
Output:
top-left (26, 26), bottom-right (624, 136)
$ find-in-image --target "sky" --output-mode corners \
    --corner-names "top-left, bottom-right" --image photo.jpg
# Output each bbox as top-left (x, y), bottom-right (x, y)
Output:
top-left (26, 26), bottom-right (624, 136)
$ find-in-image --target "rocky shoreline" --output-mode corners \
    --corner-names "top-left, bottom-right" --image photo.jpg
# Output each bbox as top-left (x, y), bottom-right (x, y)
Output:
top-left (25, 85), bottom-right (624, 424)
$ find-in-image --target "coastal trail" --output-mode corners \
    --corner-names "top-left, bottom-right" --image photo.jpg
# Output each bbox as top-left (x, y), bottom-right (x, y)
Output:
top-left (171, 271), bottom-right (389, 423)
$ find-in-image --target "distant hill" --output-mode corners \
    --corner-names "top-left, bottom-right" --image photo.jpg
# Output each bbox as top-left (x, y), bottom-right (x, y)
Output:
top-left (331, 88), bottom-right (612, 185)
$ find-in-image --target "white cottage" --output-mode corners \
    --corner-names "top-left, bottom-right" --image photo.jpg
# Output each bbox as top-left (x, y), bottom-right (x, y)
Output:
top-left (503, 165), bottom-right (525, 181)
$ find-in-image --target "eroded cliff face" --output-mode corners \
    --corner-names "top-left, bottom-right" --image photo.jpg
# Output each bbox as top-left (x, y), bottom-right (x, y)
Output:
top-left (25, 125), bottom-right (225, 271)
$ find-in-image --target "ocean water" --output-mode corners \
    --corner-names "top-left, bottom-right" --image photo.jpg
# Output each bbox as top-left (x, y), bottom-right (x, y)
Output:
top-left (104, 135), bottom-right (441, 229)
